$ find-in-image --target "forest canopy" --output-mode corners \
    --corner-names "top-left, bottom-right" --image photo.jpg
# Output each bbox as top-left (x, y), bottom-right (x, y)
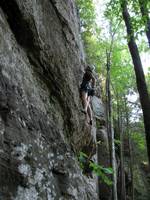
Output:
top-left (76, 0), bottom-right (150, 199)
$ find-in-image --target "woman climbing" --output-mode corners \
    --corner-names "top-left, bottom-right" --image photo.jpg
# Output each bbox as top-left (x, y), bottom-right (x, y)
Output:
top-left (80, 65), bottom-right (95, 125)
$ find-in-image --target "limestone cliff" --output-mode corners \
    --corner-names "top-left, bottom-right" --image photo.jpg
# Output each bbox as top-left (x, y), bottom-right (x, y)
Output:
top-left (0, 1), bottom-right (107, 199)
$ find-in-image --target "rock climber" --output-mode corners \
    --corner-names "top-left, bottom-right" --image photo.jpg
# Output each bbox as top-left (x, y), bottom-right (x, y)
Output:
top-left (80, 65), bottom-right (95, 125)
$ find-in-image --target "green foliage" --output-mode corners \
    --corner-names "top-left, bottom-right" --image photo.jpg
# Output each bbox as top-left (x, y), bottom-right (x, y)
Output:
top-left (90, 162), bottom-right (113, 186)
top-left (76, 0), bottom-right (149, 195)
top-left (78, 152), bottom-right (113, 186)
top-left (78, 151), bottom-right (88, 169)
top-left (76, 0), bottom-right (96, 32)
top-left (146, 69), bottom-right (150, 94)
top-left (76, 0), bottom-right (106, 72)
top-left (131, 132), bottom-right (146, 152)
top-left (105, 0), bottom-right (150, 41)
top-left (114, 139), bottom-right (121, 145)
top-left (129, 120), bottom-right (148, 163)
top-left (111, 44), bottom-right (136, 96)
top-left (105, 0), bottom-right (122, 22)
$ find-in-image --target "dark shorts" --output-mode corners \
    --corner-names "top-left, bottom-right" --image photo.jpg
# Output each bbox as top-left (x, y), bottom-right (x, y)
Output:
top-left (80, 81), bottom-right (93, 96)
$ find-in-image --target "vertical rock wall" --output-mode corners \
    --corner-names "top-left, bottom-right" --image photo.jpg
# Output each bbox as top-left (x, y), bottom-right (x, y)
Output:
top-left (0, 0), bottom-right (98, 199)
top-left (92, 96), bottom-right (112, 200)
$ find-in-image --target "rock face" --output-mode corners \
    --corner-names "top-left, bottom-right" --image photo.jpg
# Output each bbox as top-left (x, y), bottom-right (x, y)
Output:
top-left (0, 0), bottom-right (98, 199)
top-left (92, 97), bottom-right (111, 200)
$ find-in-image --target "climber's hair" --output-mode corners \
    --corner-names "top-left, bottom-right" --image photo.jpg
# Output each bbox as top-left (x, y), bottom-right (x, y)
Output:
top-left (85, 65), bottom-right (94, 73)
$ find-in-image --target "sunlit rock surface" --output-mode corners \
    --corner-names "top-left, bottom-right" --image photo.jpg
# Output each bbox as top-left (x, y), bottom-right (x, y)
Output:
top-left (0, 0), bottom-right (98, 199)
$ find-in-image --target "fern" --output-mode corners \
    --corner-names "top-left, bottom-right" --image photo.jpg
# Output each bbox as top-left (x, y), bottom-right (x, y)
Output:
top-left (78, 152), bottom-right (113, 186)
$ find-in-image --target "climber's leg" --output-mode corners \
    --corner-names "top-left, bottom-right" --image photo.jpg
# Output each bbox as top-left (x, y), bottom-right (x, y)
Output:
top-left (87, 104), bottom-right (92, 119)
top-left (81, 91), bottom-right (88, 113)
top-left (87, 96), bottom-right (92, 125)
top-left (86, 95), bottom-right (91, 107)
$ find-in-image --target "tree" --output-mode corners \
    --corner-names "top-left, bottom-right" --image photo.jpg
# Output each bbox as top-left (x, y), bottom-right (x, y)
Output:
top-left (138, 0), bottom-right (150, 47)
top-left (105, 23), bottom-right (121, 199)
top-left (121, 0), bottom-right (150, 165)
top-left (77, 0), bottom-right (150, 198)
top-left (124, 98), bottom-right (134, 200)
top-left (106, 50), bottom-right (118, 200)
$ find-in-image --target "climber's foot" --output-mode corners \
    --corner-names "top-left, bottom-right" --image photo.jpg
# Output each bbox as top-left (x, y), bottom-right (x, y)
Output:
top-left (89, 120), bottom-right (92, 126)
top-left (81, 108), bottom-right (87, 114)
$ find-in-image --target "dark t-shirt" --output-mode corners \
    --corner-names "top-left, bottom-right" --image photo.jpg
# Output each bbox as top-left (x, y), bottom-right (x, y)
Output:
top-left (80, 70), bottom-right (95, 96)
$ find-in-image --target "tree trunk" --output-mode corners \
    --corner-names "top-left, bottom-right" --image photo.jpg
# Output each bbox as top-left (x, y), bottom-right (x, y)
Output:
top-left (114, 94), bottom-right (126, 200)
top-left (138, 0), bottom-right (150, 48)
top-left (119, 113), bottom-right (126, 200)
top-left (124, 99), bottom-right (134, 200)
top-left (128, 133), bottom-right (134, 200)
top-left (121, 0), bottom-right (150, 165)
top-left (106, 51), bottom-right (118, 200)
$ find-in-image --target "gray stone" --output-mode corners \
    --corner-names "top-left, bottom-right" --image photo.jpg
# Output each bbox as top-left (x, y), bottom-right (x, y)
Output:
top-left (92, 96), bottom-right (105, 120)
top-left (0, 0), bottom-right (98, 199)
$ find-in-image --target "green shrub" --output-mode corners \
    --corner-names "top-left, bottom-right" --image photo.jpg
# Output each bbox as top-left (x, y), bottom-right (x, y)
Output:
top-left (78, 152), bottom-right (113, 186)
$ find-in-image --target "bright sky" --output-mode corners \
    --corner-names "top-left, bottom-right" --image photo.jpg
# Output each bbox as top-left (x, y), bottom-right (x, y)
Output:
top-left (93, 0), bottom-right (150, 74)
top-left (93, 0), bottom-right (109, 35)
top-left (140, 52), bottom-right (150, 74)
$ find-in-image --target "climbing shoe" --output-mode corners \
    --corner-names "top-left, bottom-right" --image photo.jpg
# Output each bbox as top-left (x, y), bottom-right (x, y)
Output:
top-left (89, 120), bottom-right (92, 125)
top-left (81, 108), bottom-right (87, 114)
